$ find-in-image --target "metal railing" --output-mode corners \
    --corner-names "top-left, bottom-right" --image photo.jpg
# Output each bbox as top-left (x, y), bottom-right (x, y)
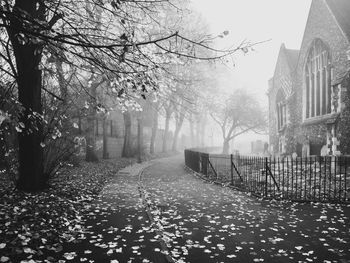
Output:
top-left (184, 149), bottom-right (350, 203)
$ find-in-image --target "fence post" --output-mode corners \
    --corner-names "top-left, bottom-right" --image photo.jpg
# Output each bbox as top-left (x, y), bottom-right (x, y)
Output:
top-left (265, 157), bottom-right (268, 197)
top-left (230, 154), bottom-right (234, 185)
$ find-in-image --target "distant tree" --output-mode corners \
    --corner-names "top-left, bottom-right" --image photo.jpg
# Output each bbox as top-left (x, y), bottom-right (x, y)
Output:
top-left (122, 111), bottom-right (133, 158)
top-left (162, 101), bottom-right (173, 153)
top-left (150, 100), bottom-right (161, 155)
top-left (169, 66), bottom-right (201, 152)
top-left (208, 89), bottom-right (267, 154)
top-left (85, 77), bottom-right (106, 162)
top-left (0, 0), bottom-right (253, 191)
top-left (183, 61), bottom-right (217, 148)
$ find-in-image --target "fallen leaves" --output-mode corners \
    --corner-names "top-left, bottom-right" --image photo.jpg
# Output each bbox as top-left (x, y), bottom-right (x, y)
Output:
top-left (2, 156), bottom-right (350, 262)
top-left (139, 157), bottom-right (350, 262)
top-left (63, 251), bottom-right (77, 260)
top-left (0, 158), bottom-right (133, 262)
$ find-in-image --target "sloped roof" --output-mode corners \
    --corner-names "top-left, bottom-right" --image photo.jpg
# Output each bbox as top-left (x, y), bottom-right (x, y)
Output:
top-left (271, 44), bottom-right (299, 78)
top-left (284, 48), bottom-right (299, 72)
top-left (325, 0), bottom-right (350, 41)
top-left (268, 44), bottom-right (299, 95)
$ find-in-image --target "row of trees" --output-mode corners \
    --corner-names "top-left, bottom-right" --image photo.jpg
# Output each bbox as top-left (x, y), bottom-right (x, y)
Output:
top-left (0, 0), bottom-right (260, 192)
top-left (116, 61), bottom-right (267, 157)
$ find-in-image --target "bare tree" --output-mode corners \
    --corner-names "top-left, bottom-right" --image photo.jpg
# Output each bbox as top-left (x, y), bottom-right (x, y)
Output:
top-left (0, 0), bottom-right (253, 191)
top-left (162, 101), bottom-right (173, 153)
top-left (150, 101), bottom-right (161, 155)
top-left (172, 99), bottom-right (187, 151)
top-left (209, 89), bottom-right (267, 154)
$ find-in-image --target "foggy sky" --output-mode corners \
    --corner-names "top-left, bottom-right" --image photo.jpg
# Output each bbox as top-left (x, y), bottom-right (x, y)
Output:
top-left (190, 0), bottom-right (312, 107)
top-left (188, 0), bottom-right (312, 153)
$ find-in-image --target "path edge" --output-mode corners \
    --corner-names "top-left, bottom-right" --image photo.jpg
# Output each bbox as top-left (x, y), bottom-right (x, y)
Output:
top-left (137, 162), bottom-right (176, 263)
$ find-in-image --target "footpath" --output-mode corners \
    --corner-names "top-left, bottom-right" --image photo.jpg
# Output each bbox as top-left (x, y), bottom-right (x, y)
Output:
top-left (60, 161), bottom-right (167, 263)
top-left (61, 155), bottom-right (350, 263)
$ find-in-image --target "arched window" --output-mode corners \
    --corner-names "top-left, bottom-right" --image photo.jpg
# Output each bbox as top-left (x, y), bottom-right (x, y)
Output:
top-left (304, 39), bottom-right (332, 119)
top-left (276, 89), bottom-right (287, 130)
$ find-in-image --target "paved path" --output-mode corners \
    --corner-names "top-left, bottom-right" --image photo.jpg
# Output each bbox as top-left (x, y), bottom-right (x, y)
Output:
top-left (60, 155), bottom-right (350, 263)
top-left (141, 155), bottom-right (350, 263)
top-left (61, 161), bottom-right (168, 263)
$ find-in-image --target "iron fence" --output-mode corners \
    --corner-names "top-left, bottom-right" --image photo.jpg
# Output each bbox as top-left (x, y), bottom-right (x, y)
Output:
top-left (184, 149), bottom-right (350, 203)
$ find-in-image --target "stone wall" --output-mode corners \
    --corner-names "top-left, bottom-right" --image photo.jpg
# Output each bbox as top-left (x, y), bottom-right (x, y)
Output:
top-left (338, 76), bottom-right (350, 154)
top-left (292, 0), bottom-right (350, 155)
top-left (268, 45), bottom-right (296, 156)
top-left (268, 79), bottom-right (278, 155)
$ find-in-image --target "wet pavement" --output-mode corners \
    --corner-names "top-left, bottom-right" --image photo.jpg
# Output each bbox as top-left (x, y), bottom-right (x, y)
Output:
top-left (60, 155), bottom-right (350, 263)
top-left (141, 155), bottom-right (350, 263)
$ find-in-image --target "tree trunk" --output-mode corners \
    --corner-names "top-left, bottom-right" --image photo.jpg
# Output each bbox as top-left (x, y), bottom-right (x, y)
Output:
top-left (201, 128), bottom-right (206, 147)
top-left (9, 1), bottom-right (46, 191)
top-left (230, 139), bottom-right (235, 154)
top-left (162, 110), bottom-right (171, 152)
top-left (222, 139), bottom-right (230, 154)
top-left (122, 111), bottom-right (133, 157)
top-left (196, 119), bottom-right (201, 147)
top-left (16, 58), bottom-right (45, 191)
top-left (150, 108), bottom-right (158, 155)
top-left (189, 114), bottom-right (195, 148)
top-left (200, 115), bottom-right (207, 147)
top-left (137, 118), bottom-right (143, 163)
top-left (102, 116), bottom-right (109, 159)
top-left (85, 115), bottom-right (98, 162)
top-left (85, 85), bottom-right (98, 162)
top-left (172, 113), bottom-right (185, 152)
top-left (172, 127), bottom-right (180, 152)
top-left (56, 60), bottom-right (68, 101)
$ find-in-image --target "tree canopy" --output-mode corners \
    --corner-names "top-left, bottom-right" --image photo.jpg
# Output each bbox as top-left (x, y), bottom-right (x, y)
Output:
top-left (208, 89), bottom-right (267, 154)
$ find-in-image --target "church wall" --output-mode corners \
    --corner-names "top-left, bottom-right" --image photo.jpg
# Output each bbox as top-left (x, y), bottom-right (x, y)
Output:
top-left (293, 0), bottom-right (350, 156)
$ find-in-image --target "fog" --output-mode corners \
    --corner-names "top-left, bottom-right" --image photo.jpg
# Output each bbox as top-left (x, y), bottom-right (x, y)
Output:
top-left (178, 0), bottom-right (312, 154)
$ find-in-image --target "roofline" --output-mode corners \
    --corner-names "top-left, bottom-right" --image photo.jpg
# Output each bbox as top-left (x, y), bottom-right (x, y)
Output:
top-left (297, 0), bottom-right (314, 72)
top-left (285, 48), bottom-right (299, 52)
top-left (285, 48), bottom-right (300, 73)
top-left (297, 0), bottom-right (350, 70)
top-left (271, 44), bottom-right (299, 78)
top-left (324, 0), bottom-right (350, 44)
top-left (267, 78), bottom-right (274, 95)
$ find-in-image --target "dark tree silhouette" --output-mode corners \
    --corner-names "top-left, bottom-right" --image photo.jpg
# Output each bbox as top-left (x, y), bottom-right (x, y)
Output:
top-left (0, 0), bottom-right (252, 191)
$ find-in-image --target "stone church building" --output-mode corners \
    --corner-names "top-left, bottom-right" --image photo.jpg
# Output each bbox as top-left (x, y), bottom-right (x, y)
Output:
top-left (268, 0), bottom-right (350, 157)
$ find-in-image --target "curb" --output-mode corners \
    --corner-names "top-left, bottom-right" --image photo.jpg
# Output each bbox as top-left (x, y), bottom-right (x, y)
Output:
top-left (136, 163), bottom-right (176, 263)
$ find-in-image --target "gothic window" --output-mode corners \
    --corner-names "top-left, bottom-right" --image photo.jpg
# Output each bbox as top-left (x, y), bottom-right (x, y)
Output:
top-left (304, 39), bottom-right (332, 119)
top-left (276, 89), bottom-right (287, 130)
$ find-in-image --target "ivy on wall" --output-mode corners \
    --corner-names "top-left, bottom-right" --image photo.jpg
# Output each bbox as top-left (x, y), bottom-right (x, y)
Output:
top-left (284, 95), bottom-right (297, 155)
top-left (338, 75), bottom-right (350, 154)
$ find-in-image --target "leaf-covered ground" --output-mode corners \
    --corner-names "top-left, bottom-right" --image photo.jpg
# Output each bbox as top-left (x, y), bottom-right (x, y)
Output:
top-left (1, 155), bottom-right (350, 263)
top-left (54, 161), bottom-right (168, 263)
top-left (0, 158), bottom-right (135, 263)
top-left (141, 156), bottom-right (350, 263)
